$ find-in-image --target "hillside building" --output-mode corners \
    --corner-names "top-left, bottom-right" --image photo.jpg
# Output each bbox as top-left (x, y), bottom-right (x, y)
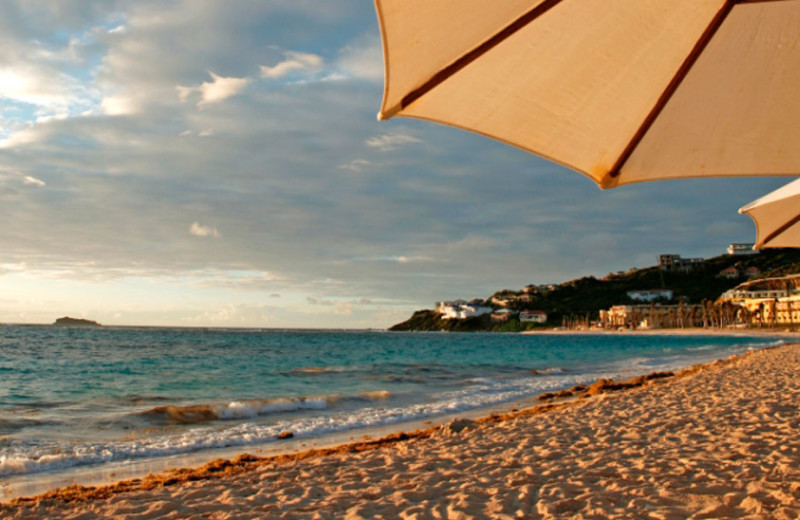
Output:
top-left (491, 309), bottom-right (515, 322)
top-left (658, 254), bottom-right (704, 273)
top-left (627, 289), bottom-right (673, 302)
top-left (436, 301), bottom-right (493, 320)
top-left (719, 275), bottom-right (800, 326)
top-left (718, 266), bottom-right (740, 279)
top-left (727, 243), bottom-right (758, 256)
top-left (519, 310), bottom-right (547, 323)
top-left (599, 304), bottom-right (704, 329)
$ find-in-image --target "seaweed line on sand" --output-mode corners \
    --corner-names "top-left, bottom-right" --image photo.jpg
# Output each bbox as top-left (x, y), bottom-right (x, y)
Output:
top-left (2, 345), bottom-right (769, 507)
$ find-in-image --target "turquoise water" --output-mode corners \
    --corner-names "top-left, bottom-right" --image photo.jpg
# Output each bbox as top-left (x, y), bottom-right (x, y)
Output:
top-left (0, 325), bottom-right (782, 477)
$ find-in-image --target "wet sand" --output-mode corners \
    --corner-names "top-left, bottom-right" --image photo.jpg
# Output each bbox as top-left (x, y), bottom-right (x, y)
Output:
top-left (3, 343), bottom-right (800, 519)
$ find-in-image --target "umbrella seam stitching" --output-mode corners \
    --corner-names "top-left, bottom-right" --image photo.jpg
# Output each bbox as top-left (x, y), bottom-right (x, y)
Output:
top-left (399, 0), bottom-right (565, 112)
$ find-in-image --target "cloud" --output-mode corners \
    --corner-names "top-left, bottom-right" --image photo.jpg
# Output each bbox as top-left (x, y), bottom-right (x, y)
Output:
top-left (334, 302), bottom-right (353, 316)
top-left (338, 159), bottom-right (371, 172)
top-left (101, 95), bottom-right (136, 115)
top-left (351, 255), bottom-right (432, 264)
top-left (177, 72), bottom-right (251, 107)
top-left (336, 36), bottom-right (383, 82)
top-left (365, 132), bottom-right (421, 151)
top-left (444, 235), bottom-right (502, 252)
top-left (0, 0), bottom-right (780, 329)
top-left (189, 222), bottom-right (220, 238)
top-left (187, 269), bottom-right (284, 290)
top-left (303, 298), bottom-right (359, 316)
top-left (260, 51), bottom-right (323, 80)
top-left (0, 67), bottom-right (97, 120)
top-left (23, 175), bottom-right (45, 187)
top-left (186, 303), bottom-right (280, 325)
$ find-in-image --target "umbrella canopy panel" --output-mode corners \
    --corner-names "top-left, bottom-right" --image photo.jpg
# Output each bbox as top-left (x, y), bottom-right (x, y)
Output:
top-left (628, 1), bottom-right (800, 186)
top-left (740, 178), bottom-right (800, 248)
top-left (376, 0), bottom-right (800, 189)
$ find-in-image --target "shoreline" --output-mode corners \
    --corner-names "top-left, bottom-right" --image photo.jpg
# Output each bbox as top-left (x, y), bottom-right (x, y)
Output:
top-left (0, 330), bottom-right (780, 502)
top-left (522, 326), bottom-right (797, 336)
top-left (3, 340), bottom-right (791, 515)
top-left (1, 369), bottom-right (675, 507)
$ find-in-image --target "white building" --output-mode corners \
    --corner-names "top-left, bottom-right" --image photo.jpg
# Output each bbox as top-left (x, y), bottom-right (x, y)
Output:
top-left (520, 310), bottom-right (547, 323)
top-left (727, 243), bottom-right (759, 256)
top-left (436, 301), bottom-right (493, 320)
top-left (491, 309), bottom-right (516, 322)
top-left (490, 296), bottom-right (511, 307)
top-left (627, 289), bottom-right (673, 302)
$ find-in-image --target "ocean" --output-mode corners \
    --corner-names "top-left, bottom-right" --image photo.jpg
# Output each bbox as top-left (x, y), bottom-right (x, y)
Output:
top-left (0, 325), bottom-right (783, 486)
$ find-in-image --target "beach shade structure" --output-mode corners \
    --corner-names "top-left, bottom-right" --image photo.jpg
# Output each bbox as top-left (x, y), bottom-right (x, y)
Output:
top-left (374, 0), bottom-right (800, 189)
top-left (740, 178), bottom-right (800, 249)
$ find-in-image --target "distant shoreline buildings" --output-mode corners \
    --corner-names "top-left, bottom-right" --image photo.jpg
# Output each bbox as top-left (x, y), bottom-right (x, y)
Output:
top-left (421, 243), bottom-right (786, 332)
top-left (435, 300), bottom-right (493, 320)
top-left (435, 300), bottom-right (547, 324)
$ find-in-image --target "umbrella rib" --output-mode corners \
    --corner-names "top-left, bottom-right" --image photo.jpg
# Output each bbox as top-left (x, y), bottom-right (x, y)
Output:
top-left (399, 0), bottom-right (565, 112)
top-left (761, 212), bottom-right (800, 247)
top-left (605, 0), bottom-right (736, 185)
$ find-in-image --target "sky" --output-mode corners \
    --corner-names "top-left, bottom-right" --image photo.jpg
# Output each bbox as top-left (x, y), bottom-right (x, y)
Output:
top-left (0, 0), bottom-right (792, 329)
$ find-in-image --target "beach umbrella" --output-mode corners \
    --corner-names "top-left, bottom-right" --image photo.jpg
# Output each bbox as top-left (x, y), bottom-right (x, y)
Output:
top-left (374, 0), bottom-right (800, 189)
top-left (740, 178), bottom-right (800, 249)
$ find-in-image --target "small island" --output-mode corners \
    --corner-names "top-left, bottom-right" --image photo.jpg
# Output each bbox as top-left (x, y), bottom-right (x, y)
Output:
top-left (53, 316), bottom-right (101, 327)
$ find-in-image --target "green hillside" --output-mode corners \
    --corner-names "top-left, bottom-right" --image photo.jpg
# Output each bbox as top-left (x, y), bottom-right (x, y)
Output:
top-left (389, 249), bottom-right (800, 332)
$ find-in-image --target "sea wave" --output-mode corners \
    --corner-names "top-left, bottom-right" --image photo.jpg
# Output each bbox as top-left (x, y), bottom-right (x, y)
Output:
top-left (285, 366), bottom-right (350, 375)
top-left (529, 367), bottom-right (564, 375)
top-left (135, 391), bottom-right (395, 425)
top-left (216, 397), bottom-right (329, 420)
top-left (0, 417), bottom-right (55, 434)
top-left (2, 336), bottom-right (784, 478)
top-left (745, 339), bottom-right (785, 349)
top-left (0, 374), bottom-right (590, 478)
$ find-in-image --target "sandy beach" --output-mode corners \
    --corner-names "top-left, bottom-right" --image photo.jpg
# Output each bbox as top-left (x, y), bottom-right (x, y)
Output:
top-left (4, 342), bottom-right (800, 519)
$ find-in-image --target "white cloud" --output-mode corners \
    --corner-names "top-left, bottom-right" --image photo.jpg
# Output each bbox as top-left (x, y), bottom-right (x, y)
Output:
top-left (187, 269), bottom-right (284, 290)
top-left (177, 72), bottom-right (251, 107)
top-left (365, 132), bottom-right (422, 152)
top-left (334, 302), bottom-right (353, 316)
top-left (23, 176), bottom-right (46, 187)
top-left (101, 95), bottom-right (136, 115)
top-left (260, 51), bottom-right (323, 80)
top-left (0, 126), bottom-right (40, 149)
top-left (444, 235), bottom-right (501, 252)
top-left (0, 68), bottom-right (94, 117)
top-left (350, 255), bottom-right (433, 264)
top-left (336, 38), bottom-right (383, 82)
top-left (338, 159), bottom-right (371, 172)
top-left (189, 222), bottom-right (220, 238)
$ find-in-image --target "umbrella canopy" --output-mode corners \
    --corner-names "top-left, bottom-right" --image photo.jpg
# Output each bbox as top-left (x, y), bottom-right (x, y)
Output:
top-left (375, 0), bottom-right (800, 189)
top-left (740, 178), bottom-right (800, 249)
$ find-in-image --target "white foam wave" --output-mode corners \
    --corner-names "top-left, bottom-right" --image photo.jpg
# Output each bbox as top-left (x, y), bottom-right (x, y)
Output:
top-left (216, 398), bottom-right (328, 420)
top-left (745, 339), bottom-right (785, 349)
top-left (1, 337), bottom-right (785, 478)
top-left (0, 373), bottom-right (595, 478)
